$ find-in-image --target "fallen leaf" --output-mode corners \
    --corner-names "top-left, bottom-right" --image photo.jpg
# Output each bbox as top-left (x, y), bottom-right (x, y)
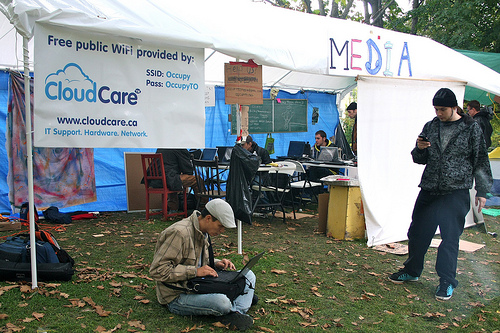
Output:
top-left (0, 314), bottom-right (8, 320)
top-left (95, 305), bottom-right (111, 317)
top-left (213, 322), bottom-right (228, 328)
top-left (128, 320), bottom-right (146, 330)
top-left (92, 234), bottom-right (105, 237)
top-left (271, 268), bottom-right (287, 275)
top-left (32, 312), bottom-right (44, 320)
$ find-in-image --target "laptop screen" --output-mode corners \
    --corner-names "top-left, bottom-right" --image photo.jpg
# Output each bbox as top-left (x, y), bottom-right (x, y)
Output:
top-left (201, 148), bottom-right (217, 161)
top-left (217, 146), bottom-right (233, 163)
top-left (287, 141), bottom-right (306, 158)
top-left (317, 146), bottom-right (339, 162)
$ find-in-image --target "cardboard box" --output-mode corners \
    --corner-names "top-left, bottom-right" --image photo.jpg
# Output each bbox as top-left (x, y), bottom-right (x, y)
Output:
top-left (0, 220), bottom-right (21, 231)
top-left (317, 192), bottom-right (329, 233)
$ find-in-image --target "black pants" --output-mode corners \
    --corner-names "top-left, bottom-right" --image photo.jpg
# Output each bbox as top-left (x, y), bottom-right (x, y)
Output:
top-left (403, 189), bottom-right (470, 288)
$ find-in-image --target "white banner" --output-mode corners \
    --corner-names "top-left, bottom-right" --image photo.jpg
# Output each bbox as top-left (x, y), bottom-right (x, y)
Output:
top-left (34, 23), bottom-right (205, 148)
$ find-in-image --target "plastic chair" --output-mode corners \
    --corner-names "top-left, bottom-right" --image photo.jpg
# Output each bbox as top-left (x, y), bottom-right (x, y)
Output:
top-left (286, 160), bottom-right (324, 211)
top-left (192, 157), bottom-right (226, 209)
top-left (251, 164), bottom-right (296, 222)
top-left (141, 153), bottom-right (187, 220)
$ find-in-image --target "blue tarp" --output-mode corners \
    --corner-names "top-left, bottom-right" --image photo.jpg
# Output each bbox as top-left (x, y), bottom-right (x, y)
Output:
top-left (0, 72), bottom-right (338, 213)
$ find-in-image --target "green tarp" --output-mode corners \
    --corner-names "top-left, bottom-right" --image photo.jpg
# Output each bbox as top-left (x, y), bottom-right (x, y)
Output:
top-left (457, 49), bottom-right (500, 105)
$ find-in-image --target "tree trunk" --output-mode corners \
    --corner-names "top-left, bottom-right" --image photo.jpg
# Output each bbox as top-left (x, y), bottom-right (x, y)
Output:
top-left (410, 0), bottom-right (420, 35)
top-left (330, 0), bottom-right (339, 18)
top-left (318, 0), bottom-right (326, 16)
top-left (303, 0), bottom-right (312, 13)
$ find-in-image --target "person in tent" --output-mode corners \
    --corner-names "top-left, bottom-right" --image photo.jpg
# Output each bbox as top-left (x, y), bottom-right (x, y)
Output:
top-left (311, 130), bottom-right (334, 159)
top-left (307, 130), bottom-right (336, 182)
top-left (467, 100), bottom-right (493, 149)
top-left (346, 102), bottom-right (357, 155)
top-left (155, 149), bottom-right (200, 211)
top-left (241, 135), bottom-right (272, 164)
top-left (389, 88), bottom-right (492, 301)
top-left (150, 199), bottom-right (257, 331)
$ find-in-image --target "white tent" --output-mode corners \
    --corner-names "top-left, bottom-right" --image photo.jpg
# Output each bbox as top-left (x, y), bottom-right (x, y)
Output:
top-left (1, 0), bottom-right (499, 246)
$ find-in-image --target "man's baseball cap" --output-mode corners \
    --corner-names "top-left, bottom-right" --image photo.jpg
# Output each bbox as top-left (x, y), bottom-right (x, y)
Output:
top-left (205, 199), bottom-right (236, 228)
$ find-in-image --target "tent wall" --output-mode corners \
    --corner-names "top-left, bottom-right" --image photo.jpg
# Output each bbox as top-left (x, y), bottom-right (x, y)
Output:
top-left (0, 74), bottom-right (338, 213)
top-left (0, 71), bottom-right (10, 212)
top-left (358, 76), bottom-right (474, 246)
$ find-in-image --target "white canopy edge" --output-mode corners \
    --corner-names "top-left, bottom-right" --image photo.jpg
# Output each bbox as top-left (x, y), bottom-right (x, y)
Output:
top-left (1, 0), bottom-right (500, 96)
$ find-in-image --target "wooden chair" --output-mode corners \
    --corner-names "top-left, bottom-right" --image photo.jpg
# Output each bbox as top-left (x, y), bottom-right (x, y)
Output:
top-left (141, 153), bottom-right (187, 220)
top-left (192, 157), bottom-right (226, 209)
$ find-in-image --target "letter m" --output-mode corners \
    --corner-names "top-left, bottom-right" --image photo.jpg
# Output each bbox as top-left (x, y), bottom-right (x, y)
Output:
top-left (330, 39), bottom-right (349, 70)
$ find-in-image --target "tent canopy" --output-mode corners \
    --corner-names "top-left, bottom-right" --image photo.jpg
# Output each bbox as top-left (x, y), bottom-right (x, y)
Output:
top-left (1, 0), bottom-right (500, 97)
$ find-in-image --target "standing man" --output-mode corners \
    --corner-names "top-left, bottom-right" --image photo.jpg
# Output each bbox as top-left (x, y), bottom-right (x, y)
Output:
top-left (346, 102), bottom-right (357, 155)
top-left (467, 100), bottom-right (493, 149)
top-left (150, 199), bottom-right (256, 331)
top-left (389, 88), bottom-right (492, 301)
top-left (311, 130), bottom-right (334, 159)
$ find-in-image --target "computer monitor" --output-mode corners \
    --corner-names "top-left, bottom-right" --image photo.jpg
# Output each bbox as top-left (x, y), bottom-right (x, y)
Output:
top-left (317, 146), bottom-right (339, 162)
top-left (201, 148), bottom-right (217, 161)
top-left (217, 146), bottom-right (233, 163)
top-left (287, 141), bottom-right (306, 159)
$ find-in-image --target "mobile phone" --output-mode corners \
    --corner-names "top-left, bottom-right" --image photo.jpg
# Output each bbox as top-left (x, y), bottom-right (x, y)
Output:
top-left (418, 135), bottom-right (429, 142)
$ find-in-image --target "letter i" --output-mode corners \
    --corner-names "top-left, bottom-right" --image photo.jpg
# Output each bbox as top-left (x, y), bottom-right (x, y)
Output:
top-left (384, 41), bottom-right (393, 76)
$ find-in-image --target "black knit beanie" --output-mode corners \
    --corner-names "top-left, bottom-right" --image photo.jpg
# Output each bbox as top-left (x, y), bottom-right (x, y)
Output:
top-left (432, 88), bottom-right (457, 107)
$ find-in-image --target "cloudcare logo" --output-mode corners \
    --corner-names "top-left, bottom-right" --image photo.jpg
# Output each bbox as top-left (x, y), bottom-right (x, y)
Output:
top-left (44, 63), bottom-right (140, 105)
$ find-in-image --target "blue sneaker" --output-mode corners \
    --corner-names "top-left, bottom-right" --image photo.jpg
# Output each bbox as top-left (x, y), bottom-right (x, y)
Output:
top-left (389, 270), bottom-right (419, 284)
top-left (435, 280), bottom-right (454, 301)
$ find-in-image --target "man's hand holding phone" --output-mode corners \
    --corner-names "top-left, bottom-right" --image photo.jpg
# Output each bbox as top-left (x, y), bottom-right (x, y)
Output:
top-left (417, 135), bottom-right (431, 150)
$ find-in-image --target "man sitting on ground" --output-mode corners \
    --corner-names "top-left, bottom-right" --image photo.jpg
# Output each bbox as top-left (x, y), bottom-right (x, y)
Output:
top-left (150, 199), bottom-right (257, 331)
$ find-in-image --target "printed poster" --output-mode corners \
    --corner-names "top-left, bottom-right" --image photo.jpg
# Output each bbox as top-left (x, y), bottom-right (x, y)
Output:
top-left (34, 23), bottom-right (205, 148)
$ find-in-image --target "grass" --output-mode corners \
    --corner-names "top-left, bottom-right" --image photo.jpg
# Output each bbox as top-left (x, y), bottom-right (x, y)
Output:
top-left (0, 206), bottom-right (499, 332)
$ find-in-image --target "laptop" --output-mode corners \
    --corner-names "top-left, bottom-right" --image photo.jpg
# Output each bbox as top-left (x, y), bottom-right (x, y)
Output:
top-left (276, 141), bottom-right (306, 160)
top-left (200, 148), bottom-right (217, 161)
top-left (202, 251), bottom-right (265, 283)
top-left (307, 146), bottom-right (344, 165)
top-left (217, 146), bottom-right (233, 164)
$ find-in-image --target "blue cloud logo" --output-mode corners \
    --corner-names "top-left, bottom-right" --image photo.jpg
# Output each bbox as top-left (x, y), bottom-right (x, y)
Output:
top-left (44, 63), bottom-right (139, 105)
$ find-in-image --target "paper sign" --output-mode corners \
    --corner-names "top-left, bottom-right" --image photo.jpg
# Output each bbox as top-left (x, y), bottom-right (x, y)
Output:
top-left (224, 62), bottom-right (263, 105)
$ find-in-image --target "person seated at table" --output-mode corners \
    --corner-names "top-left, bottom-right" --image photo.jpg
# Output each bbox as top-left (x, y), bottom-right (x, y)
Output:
top-left (241, 135), bottom-right (272, 164)
top-left (156, 149), bottom-right (202, 211)
top-left (311, 130), bottom-right (334, 159)
top-left (309, 130), bottom-right (337, 182)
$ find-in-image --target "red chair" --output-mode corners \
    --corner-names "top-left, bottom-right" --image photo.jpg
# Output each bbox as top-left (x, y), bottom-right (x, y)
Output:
top-left (141, 153), bottom-right (187, 219)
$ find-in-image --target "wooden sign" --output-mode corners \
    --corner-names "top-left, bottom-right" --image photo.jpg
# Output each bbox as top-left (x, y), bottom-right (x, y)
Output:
top-left (224, 62), bottom-right (263, 105)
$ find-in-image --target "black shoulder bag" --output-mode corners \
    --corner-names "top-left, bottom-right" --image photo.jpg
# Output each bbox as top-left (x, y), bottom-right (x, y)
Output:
top-left (163, 236), bottom-right (248, 302)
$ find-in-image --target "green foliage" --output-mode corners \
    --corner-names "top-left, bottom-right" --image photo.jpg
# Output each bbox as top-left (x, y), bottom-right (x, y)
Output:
top-left (388, 0), bottom-right (500, 52)
top-left (490, 108), bottom-right (500, 149)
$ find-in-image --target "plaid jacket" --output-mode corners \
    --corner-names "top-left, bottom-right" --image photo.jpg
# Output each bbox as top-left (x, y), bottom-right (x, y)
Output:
top-left (412, 116), bottom-right (492, 197)
top-left (149, 211), bottom-right (217, 304)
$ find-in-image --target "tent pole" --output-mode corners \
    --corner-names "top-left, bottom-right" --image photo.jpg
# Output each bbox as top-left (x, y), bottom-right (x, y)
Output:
top-left (23, 36), bottom-right (38, 289)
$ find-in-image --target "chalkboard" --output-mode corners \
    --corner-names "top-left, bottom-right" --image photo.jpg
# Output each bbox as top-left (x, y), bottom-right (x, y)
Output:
top-left (231, 99), bottom-right (307, 134)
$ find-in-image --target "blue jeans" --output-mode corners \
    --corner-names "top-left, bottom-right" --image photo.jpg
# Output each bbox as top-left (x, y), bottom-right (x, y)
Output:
top-left (167, 270), bottom-right (256, 316)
